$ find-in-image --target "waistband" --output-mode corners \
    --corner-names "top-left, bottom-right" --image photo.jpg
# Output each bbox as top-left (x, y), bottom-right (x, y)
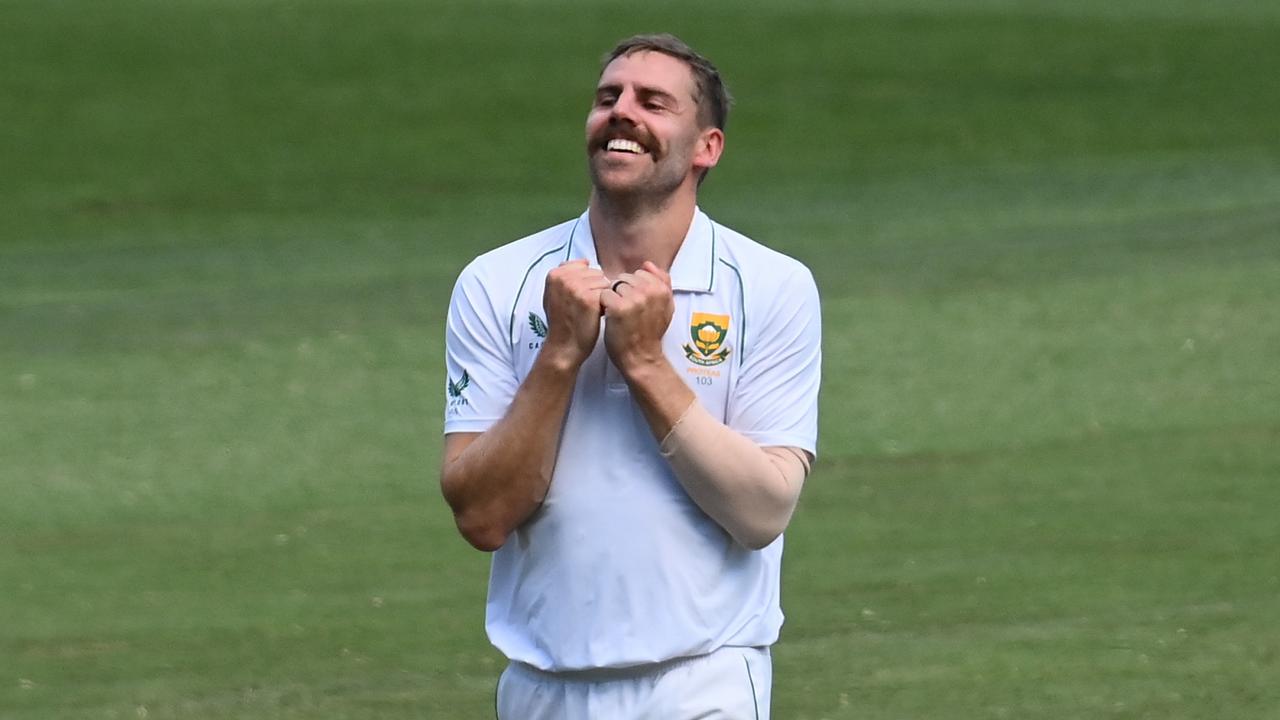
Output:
top-left (507, 645), bottom-right (769, 683)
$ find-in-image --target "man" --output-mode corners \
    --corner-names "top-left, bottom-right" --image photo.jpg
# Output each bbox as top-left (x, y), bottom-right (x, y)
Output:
top-left (441, 34), bottom-right (821, 719)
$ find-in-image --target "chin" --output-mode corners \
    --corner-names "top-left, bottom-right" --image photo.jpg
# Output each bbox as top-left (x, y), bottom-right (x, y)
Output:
top-left (589, 167), bottom-right (645, 195)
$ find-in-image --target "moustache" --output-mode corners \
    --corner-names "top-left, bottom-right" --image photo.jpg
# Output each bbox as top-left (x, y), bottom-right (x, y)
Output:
top-left (591, 124), bottom-right (658, 155)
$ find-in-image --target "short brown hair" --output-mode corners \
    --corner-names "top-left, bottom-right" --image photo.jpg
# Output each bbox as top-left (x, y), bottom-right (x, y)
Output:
top-left (602, 34), bottom-right (733, 131)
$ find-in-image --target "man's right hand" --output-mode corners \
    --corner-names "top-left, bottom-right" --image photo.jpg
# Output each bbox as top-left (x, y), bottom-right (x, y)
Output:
top-left (542, 259), bottom-right (610, 368)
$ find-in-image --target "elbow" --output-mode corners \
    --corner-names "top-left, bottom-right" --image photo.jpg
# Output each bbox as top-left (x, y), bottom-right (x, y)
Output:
top-left (729, 511), bottom-right (790, 550)
top-left (454, 512), bottom-right (509, 552)
top-left (440, 474), bottom-right (509, 552)
top-left (733, 523), bottom-right (785, 551)
top-left (728, 496), bottom-right (798, 550)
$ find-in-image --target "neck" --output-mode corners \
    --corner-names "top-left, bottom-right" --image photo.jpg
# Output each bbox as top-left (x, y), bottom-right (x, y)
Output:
top-left (588, 187), bottom-right (697, 278)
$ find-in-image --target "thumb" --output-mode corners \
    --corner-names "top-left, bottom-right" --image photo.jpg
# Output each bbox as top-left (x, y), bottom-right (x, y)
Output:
top-left (600, 289), bottom-right (623, 315)
top-left (641, 260), bottom-right (672, 288)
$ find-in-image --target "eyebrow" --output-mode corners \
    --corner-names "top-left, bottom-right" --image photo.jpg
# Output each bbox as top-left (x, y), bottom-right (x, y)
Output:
top-left (595, 82), bottom-right (683, 107)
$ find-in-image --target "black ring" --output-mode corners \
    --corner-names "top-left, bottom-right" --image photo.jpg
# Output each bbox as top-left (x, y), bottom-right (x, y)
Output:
top-left (611, 280), bottom-right (629, 293)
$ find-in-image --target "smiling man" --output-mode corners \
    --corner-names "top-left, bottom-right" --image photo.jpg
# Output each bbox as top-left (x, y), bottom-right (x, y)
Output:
top-left (441, 34), bottom-right (821, 719)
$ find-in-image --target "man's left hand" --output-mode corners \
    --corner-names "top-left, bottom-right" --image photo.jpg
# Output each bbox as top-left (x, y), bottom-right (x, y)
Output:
top-left (601, 260), bottom-right (674, 376)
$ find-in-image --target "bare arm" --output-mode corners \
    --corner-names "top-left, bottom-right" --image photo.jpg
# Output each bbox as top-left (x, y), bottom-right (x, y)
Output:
top-left (441, 351), bottom-right (579, 551)
top-left (602, 262), bottom-right (810, 549)
top-left (441, 260), bottom-right (608, 551)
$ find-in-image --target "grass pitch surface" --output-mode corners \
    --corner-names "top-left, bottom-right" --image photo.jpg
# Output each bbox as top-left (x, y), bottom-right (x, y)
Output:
top-left (3, 1), bottom-right (1278, 717)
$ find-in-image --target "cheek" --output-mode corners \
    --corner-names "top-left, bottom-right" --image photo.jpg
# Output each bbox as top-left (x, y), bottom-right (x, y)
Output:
top-left (586, 110), bottom-right (611, 136)
top-left (666, 127), bottom-right (699, 156)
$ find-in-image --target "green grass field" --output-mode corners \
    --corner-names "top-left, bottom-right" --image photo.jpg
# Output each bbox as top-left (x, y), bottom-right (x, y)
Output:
top-left (3, 0), bottom-right (1278, 717)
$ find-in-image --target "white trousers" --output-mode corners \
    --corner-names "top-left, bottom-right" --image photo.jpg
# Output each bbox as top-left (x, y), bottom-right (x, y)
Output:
top-left (496, 646), bottom-right (772, 720)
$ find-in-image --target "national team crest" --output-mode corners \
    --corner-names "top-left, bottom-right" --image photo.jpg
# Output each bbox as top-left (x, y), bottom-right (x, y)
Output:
top-left (683, 312), bottom-right (731, 366)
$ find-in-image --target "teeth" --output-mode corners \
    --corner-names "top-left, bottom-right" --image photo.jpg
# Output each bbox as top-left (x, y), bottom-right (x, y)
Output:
top-left (606, 139), bottom-right (645, 154)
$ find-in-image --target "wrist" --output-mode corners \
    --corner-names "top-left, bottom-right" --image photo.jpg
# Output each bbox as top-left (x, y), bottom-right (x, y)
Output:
top-left (620, 354), bottom-right (696, 440)
top-left (535, 340), bottom-right (588, 376)
top-left (614, 346), bottom-right (670, 384)
top-left (618, 353), bottom-right (685, 401)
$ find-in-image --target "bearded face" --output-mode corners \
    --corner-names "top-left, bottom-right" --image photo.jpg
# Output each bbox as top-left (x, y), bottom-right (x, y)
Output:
top-left (585, 51), bottom-right (716, 202)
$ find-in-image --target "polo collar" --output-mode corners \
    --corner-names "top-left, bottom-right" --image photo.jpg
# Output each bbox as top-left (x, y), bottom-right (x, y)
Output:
top-left (565, 208), bottom-right (718, 294)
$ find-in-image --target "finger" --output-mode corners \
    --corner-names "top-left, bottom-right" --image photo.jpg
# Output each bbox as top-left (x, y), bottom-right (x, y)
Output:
top-left (607, 273), bottom-right (638, 297)
top-left (569, 273), bottom-right (610, 292)
top-left (631, 269), bottom-right (672, 302)
top-left (631, 268), bottom-right (662, 290)
top-left (554, 269), bottom-right (608, 297)
top-left (599, 287), bottom-right (623, 311)
top-left (582, 271), bottom-right (612, 289)
top-left (562, 264), bottom-right (608, 285)
top-left (561, 264), bottom-right (603, 279)
top-left (640, 261), bottom-right (672, 288)
top-left (547, 260), bottom-right (591, 289)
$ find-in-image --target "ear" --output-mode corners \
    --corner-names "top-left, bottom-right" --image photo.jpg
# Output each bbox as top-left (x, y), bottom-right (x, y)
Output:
top-left (692, 127), bottom-right (725, 173)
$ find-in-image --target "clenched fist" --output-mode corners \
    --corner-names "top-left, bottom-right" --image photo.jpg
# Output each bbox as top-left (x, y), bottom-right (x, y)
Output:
top-left (601, 261), bottom-right (675, 376)
top-left (542, 259), bottom-right (610, 369)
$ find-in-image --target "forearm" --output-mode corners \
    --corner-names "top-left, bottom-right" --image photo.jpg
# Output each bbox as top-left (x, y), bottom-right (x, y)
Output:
top-left (624, 360), bottom-right (809, 550)
top-left (441, 350), bottom-right (580, 550)
top-left (662, 402), bottom-right (808, 549)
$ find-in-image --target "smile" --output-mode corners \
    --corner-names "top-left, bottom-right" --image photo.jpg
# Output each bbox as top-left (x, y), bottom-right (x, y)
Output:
top-left (605, 139), bottom-right (647, 155)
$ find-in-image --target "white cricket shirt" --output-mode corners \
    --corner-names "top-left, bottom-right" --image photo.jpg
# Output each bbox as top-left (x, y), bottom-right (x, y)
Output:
top-left (444, 208), bottom-right (821, 671)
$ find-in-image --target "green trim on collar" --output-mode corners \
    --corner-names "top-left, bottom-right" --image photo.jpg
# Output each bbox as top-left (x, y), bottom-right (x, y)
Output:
top-left (718, 257), bottom-right (746, 366)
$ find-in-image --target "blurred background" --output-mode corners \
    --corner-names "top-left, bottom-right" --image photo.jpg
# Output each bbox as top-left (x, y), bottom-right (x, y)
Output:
top-left (2, 0), bottom-right (1277, 717)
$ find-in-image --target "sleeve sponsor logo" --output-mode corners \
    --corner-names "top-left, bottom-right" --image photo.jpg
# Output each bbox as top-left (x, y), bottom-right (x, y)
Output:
top-left (447, 370), bottom-right (471, 398)
top-left (528, 312), bottom-right (549, 338)
top-left (527, 312), bottom-right (548, 349)
top-left (683, 312), bottom-right (731, 366)
top-left (446, 370), bottom-right (471, 415)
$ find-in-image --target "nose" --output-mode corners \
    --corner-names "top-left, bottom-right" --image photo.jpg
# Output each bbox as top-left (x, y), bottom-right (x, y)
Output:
top-left (608, 89), bottom-right (640, 125)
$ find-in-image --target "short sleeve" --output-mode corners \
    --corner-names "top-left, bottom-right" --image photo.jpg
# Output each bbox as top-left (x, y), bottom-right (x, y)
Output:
top-left (725, 264), bottom-right (821, 456)
top-left (443, 262), bottom-right (519, 433)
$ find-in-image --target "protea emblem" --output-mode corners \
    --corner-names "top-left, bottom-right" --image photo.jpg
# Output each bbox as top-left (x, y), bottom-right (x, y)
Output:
top-left (683, 312), bottom-right (731, 366)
